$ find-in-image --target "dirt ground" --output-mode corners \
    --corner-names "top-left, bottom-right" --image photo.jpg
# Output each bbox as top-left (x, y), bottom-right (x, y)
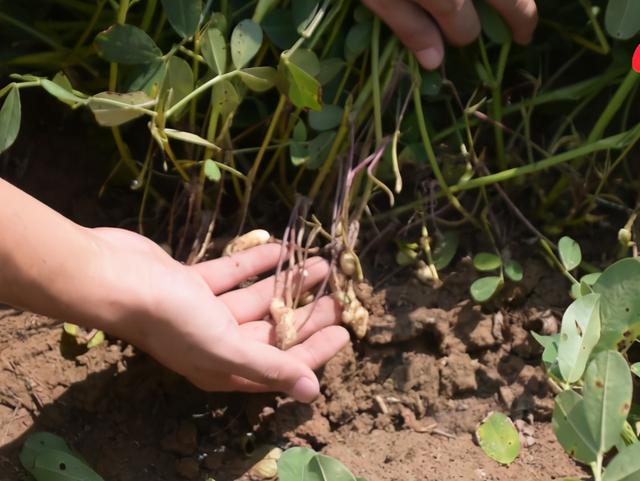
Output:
top-left (0, 260), bottom-right (586, 481)
top-left (0, 93), bottom-right (587, 480)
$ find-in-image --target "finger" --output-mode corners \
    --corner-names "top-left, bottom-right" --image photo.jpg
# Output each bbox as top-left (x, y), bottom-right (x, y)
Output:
top-left (191, 243), bottom-right (282, 294)
top-left (220, 336), bottom-right (321, 402)
top-left (485, 0), bottom-right (538, 44)
top-left (413, 0), bottom-right (481, 46)
top-left (362, 0), bottom-right (445, 70)
top-left (219, 257), bottom-right (330, 323)
top-left (239, 295), bottom-right (341, 345)
top-left (195, 326), bottom-right (350, 394)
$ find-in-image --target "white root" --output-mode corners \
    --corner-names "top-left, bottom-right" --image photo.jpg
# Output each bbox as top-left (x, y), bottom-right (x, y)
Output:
top-left (270, 298), bottom-right (297, 350)
top-left (224, 229), bottom-right (271, 256)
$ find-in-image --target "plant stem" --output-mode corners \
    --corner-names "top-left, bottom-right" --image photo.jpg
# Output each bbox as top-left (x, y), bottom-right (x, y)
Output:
top-left (166, 71), bottom-right (237, 119)
top-left (237, 95), bottom-right (287, 233)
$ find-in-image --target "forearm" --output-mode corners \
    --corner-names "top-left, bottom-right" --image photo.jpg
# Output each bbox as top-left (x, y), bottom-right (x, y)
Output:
top-left (0, 178), bottom-right (122, 327)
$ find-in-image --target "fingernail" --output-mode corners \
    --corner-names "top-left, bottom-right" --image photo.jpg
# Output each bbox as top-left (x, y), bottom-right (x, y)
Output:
top-left (416, 48), bottom-right (443, 70)
top-left (291, 377), bottom-right (319, 403)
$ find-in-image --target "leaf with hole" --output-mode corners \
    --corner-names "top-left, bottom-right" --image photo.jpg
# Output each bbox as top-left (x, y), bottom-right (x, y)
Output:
top-left (473, 252), bottom-right (502, 271)
top-left (303, 454), bottom-right (357, 481)
top-left (20, 433), bottom-right (75, 472)
top-left (231, 19), bottom-right (263, 69)
top-left (476, 0), bottom-right (511, 44)
top-left (432, 231), bottom-right (459, 270)
top-left (593, 258), bottom-right (640, 351)
top-left (504, 260), bottom-right (523, 282)
top-left (203, 159), bottom-right (221, 182)
top-left (88, 91), bottom-right (154, 127)
top-left (0, 87), bottom-right (21, 154)
top-left (308, 105), bottom-right (343, 131)
top-left (31, 449), bottom-right (104, 481)
top-left (557, 293), bottom-right (601, 383)
top-left (605, 0), bottom-right (640, 40)
top-left (160, 0), bottom-right (202, 38)
top-left (277, 447), bottom-right (317, 481)
top-left (603, 441), bottom-right (640, 481)
top-left (470, 276), bottom-right (502, 303)
top-left (95, 24), bottom-right (162, 64)
top-left (476, 412), bottom-right (520, 465)
top-left (201, 27), bottom-right (227, 74)
top-left (582, 350), bottom-right (632, 454)
top-left (239, 67), bottom-right (277, 92)
top-left (558, 236), bottom-right (581, 271)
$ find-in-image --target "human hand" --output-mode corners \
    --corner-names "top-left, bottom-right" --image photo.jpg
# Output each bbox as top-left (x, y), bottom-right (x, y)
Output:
top-left (89, 228), bottom-right (349, 403)
top-left (362, 0), bottom-right (538, 70)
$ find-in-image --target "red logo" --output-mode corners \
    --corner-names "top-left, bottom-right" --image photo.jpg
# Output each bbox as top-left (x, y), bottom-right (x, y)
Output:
top-left (634, 45), bottom-right (640, 73)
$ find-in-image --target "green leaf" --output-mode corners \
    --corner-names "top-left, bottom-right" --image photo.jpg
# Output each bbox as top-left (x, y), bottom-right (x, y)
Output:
top-left (95, 24), bottom-right (162, 64)
top-left (531, 332), bottom-right (560, 366)
top-left (239, 67), bottom-right (277, 92)
top-left (51, 72), bottom-right (78, 107)
top-left (292, 0), bottom-right (319, 34)
top-left (20, 433), bottom-right (74, 472)
top-left (211, 79), bottom-right (241, 116)
top-left (432, 231), bottom-right (459, 270)
top-left (420, 70), bottom-right (442, 97)
top-left (278, 447), bottom-right (317, 481)
top-left (308, 105), bottom-right (343, 131)
top-left (126, 60), bottom-right (167, 96)
top-left (162, 56), bottom-right (194, 118)
top-left (476, 0), bottom-right (511, 44)
top-left (86, 330), bottom-right (105, 349)
top-left (164, 128), bottom-right (219, 150)
top-left (254, 0), bottom-right (279, 23)
top-left (307, 130), bottom-right (336, 169)
top-left (303, 454), bottom-right (357, 481)
top-left (32, 450), bottom-right (104, 481)
top-left (288, 49), bottom-right (320, 77)
top-left (631, 362), bottom-right (640, 378)
top-left (262, 8), bottom-right (297, 50)
top-left (605, 0), bottom-right (640, 40)
top-left (552, 390), bottom-right (597, 464)
top-left (603, 442), bottom-right (640, 481)
top-left (203, 159), bottom-right (221, 182)
top-left (582, 350), bottom-right (632, 454)
top-left (280, 57), bottom-right (322, 111)
top-left (41, 79), bottom-right (84, 105)
top-left (0, 87), bottom-right (21, 154)
top-left (593, 258), bottom-right (640, 351)
top-left (88, 91), bottom-right (154, 127)
top-left (476, 412), bottom-right (521, 465)
top-left (160, 0), bottom-right (201, 38)
top-left (504, 260), bottom-right (523, 282)
top-left (231, 19), bottom-right (263, 69)
top-left (344, 22), bottom-right (372, 62)
top-left (201, 27), bottom-right (227, 74)
top-left (473, 252), bottom-right (502, 271)
top-left (470, 276), bottom-right (503, 303)
top-left (316, 58), bottom-right (344, 86)
top-left (557, 293), bottom-right (601, 383)
top-left (290, 120), bottom-right (309, 166)
top-left (559, 236), bottom-right (582, 271)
